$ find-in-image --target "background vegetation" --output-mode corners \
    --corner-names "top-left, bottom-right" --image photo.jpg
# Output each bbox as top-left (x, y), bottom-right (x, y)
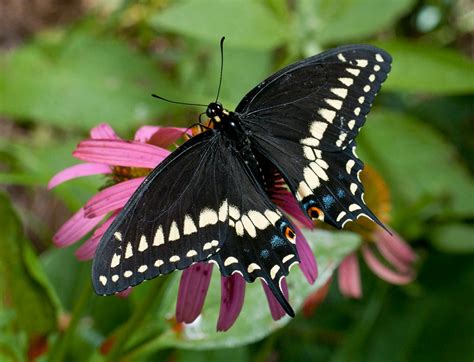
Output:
top-left (0, 0), bottom-right (473, 361)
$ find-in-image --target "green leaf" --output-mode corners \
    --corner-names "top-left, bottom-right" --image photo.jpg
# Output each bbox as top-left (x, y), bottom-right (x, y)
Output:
top-left (0, 192), bottom-right (59, 336)
top-left (358, 110), bottom-right (474, 218)
top-left (41, 246), bottom-right (83, 311)
top-left (430, 223), bottom-right (474, 254)
top-left (150, 0), bottom-right (288, 50)
top-left (297, 0), bottom-right (415, 46)
top-left (0, 31), bottom-right (174, 132)
top-left (375, 40), bottom-right (474, 94)
top-left (137, 230), bottom-right (360, 354)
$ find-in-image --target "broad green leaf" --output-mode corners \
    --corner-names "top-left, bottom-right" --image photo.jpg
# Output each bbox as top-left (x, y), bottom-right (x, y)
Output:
top-left (134, 230), bottom-right (360, 354)
top-left (150, 0), bottom-right (288, 50)
top-left (0, 192), bottom-right (59, 336)
top-left (358, 110), bottom-right (474, 218)
top-left (0, 31), bottom-right (174, 132)
top-left (297, 0), bottom-right (415, 46)
top-left (430, 223), bottom-right (474, 254)
top-left (375, 40), bottom-right (474, 94)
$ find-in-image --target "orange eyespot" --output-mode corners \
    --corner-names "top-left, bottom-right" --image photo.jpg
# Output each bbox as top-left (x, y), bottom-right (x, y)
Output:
top-left (284, 226), bottom-right (296, 242)
top-left (307, 206), bottom-right (322, 220)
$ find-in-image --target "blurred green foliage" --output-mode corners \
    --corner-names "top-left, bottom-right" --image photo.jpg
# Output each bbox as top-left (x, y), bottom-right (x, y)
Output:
top-left (0, 0), bottom-right (473, 361)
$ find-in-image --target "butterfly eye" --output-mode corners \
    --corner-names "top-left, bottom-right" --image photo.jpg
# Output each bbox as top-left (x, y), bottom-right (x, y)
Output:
top-left (284, 226), bottom-right (296, 242)
top-left (206, 108), bottom-right (215, 118)
top-left (307, 206), bottom-right (322, 220)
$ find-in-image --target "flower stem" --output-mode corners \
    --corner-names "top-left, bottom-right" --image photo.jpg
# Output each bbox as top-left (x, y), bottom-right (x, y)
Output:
top-left (105, 275), bottom-right (171, 362)
top-left (48, 275), bottom-right (92, 362)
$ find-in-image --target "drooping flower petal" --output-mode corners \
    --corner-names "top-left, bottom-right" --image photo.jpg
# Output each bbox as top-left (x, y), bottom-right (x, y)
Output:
top-left (53, 208), bottom-right (103, 247)
top-left (135, 126), bottom-right (188, 148)
top-left (90, 123), bottom-right (120, 140)
top-left (294, 225), bottom-right (318, 284)
top-left (375, 228), bottom-right (417, 264)
top-left (48, 163), bottom-right (111, 189)
top-left (375, 234), bottom-right (412, 273)
top-left (261, 278), bottom-right (289, 321)
top-left (338, 253), bottom-right (362, 298)
top-left (84, 177), bottom-right (144, 218)
top-left (272, 189), bottom-right (314, 229)
top-left (73, 140), bottom-right (170, 169)
top-left (176, 263), bottom-right (213, 323)
top-left (217, 274), bottom-right (246, 331)
top-left (362, 245), bottom-right (414, 285)
top-left (75, 214), bottom-right (117, 260)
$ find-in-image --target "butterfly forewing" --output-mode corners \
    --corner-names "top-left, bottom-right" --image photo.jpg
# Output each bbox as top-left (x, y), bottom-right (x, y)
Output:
top-left (92, 131), bottom-right (299, 303)
top-left (237, 45), bottom-right (392, 229)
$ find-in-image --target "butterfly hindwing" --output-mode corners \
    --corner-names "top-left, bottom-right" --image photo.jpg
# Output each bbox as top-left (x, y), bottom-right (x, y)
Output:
top-left (209, 161), bottom-right (299, 316)
top-left (237, 45), bottom-right (391, 228)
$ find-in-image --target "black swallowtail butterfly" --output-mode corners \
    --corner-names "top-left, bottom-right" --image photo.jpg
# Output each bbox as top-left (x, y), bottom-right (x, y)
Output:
top-left (92, 43), bottom-right (392, 316)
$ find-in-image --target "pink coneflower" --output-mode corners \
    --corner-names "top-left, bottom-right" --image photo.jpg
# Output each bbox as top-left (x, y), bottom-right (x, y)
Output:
top-left (50, 123), bottom-right (318, 330)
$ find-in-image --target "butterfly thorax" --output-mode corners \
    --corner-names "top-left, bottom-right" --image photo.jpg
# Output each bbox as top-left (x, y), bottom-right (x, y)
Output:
top-left (207, 102), bottom-right (266, 187)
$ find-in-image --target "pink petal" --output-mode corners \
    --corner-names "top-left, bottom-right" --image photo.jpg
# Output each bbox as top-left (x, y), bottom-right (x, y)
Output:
top-left (295, 225), bottom-right (318, 284)
top-left (73, 140), bottom-right (170, 169)
top-left (362, 245), bottom-right (415, 285)
top-left (48, 163), bottom-right (111, 189)
top-left (148, 127), bottom-right (189, 148)
top-left (83, 177), bottom-right (144, 218)
top-left (134, 126), bottom-right (188, 147)
top-left (272, 190), bottom-right (313, 229)
top-left (375, 228), bottom-right (417, 264)
top-left (375, 235), bottom-right (412, 274)
top-left (53, 208), bottom-right (103, 247)
top-left (338, 253), bottom-right (362, 299)
top-left (217, 274), bottom-right (246, 331)
top-left (116, 287), bottom-right (132, 298)
top-left (90, 123), bottom-right (120, 140)
top-left (176, 263), bottom-right (213, 323)
top-left (134, 126), bottom-right (162, 143)
top-left (261, 278), bottom-right (289, 321)
top-left (75, 214), bottom-right (117, 260)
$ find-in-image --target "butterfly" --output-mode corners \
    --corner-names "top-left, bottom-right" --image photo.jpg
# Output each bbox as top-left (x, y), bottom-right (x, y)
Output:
top-left (92, 43), bottom-right (392, 317)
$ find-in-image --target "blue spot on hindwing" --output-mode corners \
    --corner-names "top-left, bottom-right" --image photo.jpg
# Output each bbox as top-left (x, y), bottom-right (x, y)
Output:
top-left (337, 188), bottom-right (346, 198)
top-left (260, 249), bottom-right (270, 258)
top-left (270, 235), bottom-right (285, 248)
top-left (322, 194), bottom-right (335, 209)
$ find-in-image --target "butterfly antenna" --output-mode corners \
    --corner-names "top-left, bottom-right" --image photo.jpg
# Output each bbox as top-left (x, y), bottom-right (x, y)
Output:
top-left (151, 94), bottom-right (207, 107)
top-left (215, 36), bottom-right (225, 102)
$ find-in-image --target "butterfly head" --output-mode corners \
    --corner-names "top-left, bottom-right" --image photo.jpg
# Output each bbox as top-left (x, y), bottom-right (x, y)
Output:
top-left (206, 102), bottom-right (229, 124)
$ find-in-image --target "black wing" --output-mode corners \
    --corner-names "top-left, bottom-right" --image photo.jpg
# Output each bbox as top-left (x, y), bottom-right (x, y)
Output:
top-left (92, 130), bottom-right (299, 315)
top-left (237, 45), bottom-right (391, 228)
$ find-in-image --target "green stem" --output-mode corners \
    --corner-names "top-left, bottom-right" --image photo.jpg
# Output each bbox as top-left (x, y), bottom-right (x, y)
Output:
top-left (48, 276), bottom-right (92, 362)
top-left (105, 275), bottom-right (171, 362)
